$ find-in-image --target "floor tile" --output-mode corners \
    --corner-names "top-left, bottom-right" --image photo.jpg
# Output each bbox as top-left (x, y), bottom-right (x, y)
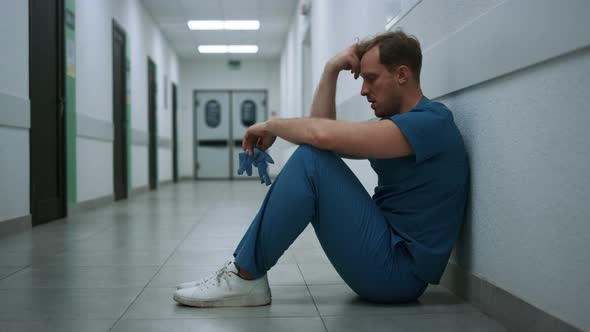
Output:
top-left (291, 248), bottom-right (331, 264)
top-left (0, 267), bottom-right (23, 279)
top-left (0, 319), bottom-right (115, 332)
top-left (193, 223), bottom-right (250, 236)
top-left (32, 250), bottom-right (172, 267)
top-left (0, 266), bottom-right (158, 288)
top-left (196, 216), bottom-right (253, 226)
top-left (0, 253), bottom-right (52, 267)
top-left (60, 236), bottom-right (181, 252)
top-left (267, 264), bottom-right (306, 286)
top-left (322, 311), bottom-right (507, 332)
top-left (291, 226), bottom-right (322, 249)
top-left (299, 264), bottom-right (346, 285)
top-left (0, 181), bottom-right (507, 331)
top-left (166, 248), bottom-right (296, 267)
top-left (30, 217), bottom-right (113, 237)
top-left (147, 265), bottom-right (220, 288)
top-left (113, 317), bottom-right (327, 332)
top-left (0, 235), bottom-right (67, 255)
top-left (165, 249), bottom-right (236, 267)
top-left (276, 250), bottom-right (297, 264)
top-left (0, 288), bottom-right (142, 320)
top-left (123, 286), bottom-right (319, 319)
top-left (309, 284), bottom-right (477, 317)
top-left (202, 206), bottom-right (262, 220)
top-left (61, 226), bottom-right (190, 251)
top-left (178, 234), bottom-right (243, 250)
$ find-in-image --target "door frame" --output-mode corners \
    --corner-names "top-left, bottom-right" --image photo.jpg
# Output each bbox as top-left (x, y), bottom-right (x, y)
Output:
top-left (29, 0), bottom-right (67, 226)
top-left (192, 89), bottom-right (268, 180)
top-left (147, 57), bottom-right (157, 190)
top-left (172, 82), bottom-right (178, 182)
top-left (112, 20), bottom-right (128, 200)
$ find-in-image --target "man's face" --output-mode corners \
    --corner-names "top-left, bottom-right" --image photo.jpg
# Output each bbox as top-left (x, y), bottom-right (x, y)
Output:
top-left (359, 46), bottom-right (401, 118)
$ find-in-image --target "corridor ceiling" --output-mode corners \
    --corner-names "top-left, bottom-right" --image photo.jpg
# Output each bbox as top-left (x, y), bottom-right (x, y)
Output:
top-left (140, 0), bottom-right (299, 59)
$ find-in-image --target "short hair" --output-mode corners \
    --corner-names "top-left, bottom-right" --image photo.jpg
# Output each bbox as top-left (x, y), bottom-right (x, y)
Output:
top-left (356, 29), bottom-right (422, 83)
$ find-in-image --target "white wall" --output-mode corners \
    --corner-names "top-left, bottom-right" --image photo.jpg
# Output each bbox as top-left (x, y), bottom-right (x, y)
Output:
top-left (178, 59), bottom-right (281, 177)
top-left (0, 128), bottom-right (29, 222)
top-left (76, 138), bottom-right (113, 202)
top-left (438, 47), bottom-right (590, 330)
top-left (278, 0), bottom-right (590, 330)
top-left (76, 0), bottom-right (180, 199)
top-left (131, 146), bottom-right (148, 189)
top-left (0, 0), bottom-right (29, 222)
top-left (0, 1), bottom-right (28, 99)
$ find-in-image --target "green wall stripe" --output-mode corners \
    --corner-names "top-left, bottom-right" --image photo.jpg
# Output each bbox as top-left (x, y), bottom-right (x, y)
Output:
top-left (65, 0), bottom-right (76, 203)
top-left (126, 40), bottom-right (131, 193)
top-left (154, 62), bottom-right (158, 185)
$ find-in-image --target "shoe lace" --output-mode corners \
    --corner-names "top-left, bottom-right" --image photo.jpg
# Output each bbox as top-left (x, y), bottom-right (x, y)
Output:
top-left (202, 261), bottom-right (233, 290)
top-left (197, 260), bottom-right (231, 286)
top-left (214, 265), bottom-right (232, 291)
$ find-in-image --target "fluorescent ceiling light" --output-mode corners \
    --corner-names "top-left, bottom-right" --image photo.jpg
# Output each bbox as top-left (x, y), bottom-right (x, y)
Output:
top-left (198, 45), bottom-right (229, 53)
top-left (224, 20), bottom-right (260, 30)
top-left (228, 45), bottom-right (258, 53)
top-left (188, 20), bottom-right (260, 30)
top-left (188, 20), bottom-right (224, 30)
top-left (198, 45), bottom-right (259, 54)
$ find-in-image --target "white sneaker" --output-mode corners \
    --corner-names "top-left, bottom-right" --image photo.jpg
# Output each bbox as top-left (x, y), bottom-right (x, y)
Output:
top-left (175, 260), bottom-right (233, 290)
top-left (173, 261), bottom-right (271, 307)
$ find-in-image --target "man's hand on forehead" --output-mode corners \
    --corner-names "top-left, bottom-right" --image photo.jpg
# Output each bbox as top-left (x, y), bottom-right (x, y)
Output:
top-left (327, 45), bottom-right (361, 79)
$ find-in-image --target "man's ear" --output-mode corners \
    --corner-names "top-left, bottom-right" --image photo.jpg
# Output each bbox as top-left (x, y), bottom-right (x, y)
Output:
top-left (397, 65), bottom-right (411, 85)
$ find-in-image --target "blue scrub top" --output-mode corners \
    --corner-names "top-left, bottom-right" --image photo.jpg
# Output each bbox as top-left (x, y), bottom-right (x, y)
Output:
top-left (369, 96), bottom-right (469, 284)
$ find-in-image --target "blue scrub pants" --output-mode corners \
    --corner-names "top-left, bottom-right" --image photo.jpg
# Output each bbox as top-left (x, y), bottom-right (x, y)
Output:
top-left (233, 144), bottom-right (427, 303)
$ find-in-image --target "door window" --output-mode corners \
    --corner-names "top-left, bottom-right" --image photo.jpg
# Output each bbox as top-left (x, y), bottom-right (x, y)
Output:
top-left (241, 100), bottom-right (257, 127)
top-left (205, 100), bottom-right (221, 128)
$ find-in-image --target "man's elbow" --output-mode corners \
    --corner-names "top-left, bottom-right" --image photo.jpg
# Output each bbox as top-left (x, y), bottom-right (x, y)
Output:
top-left (308, 122), bottom-right (331, 150)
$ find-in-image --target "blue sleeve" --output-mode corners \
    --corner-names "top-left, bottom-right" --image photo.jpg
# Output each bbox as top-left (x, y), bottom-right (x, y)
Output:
top-left (389, 108), bottom-right (451, 164)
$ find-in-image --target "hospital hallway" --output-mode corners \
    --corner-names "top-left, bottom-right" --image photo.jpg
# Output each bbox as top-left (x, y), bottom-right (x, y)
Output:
top-left (2, 0), bottom-right (589, 331)
top-left (0, 180), bottom-right (508, 332)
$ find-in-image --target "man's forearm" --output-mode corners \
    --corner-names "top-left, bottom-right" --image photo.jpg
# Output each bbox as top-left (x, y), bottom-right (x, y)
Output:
top-left (309, 66), bottom-right (339, 119)
top-left (266, 118), bottom-right (319, 146)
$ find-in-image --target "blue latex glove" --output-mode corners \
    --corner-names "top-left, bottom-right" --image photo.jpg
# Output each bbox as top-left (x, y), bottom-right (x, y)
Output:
top-left (252, 149), bottom-right (274, 185)
top-left (238, 148), bottom-right (274, 186)
top-left (238, 151), bottom-right (253, 176)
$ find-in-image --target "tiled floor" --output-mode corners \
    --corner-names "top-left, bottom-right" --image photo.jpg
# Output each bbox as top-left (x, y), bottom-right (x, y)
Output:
top-left (0, 181), bottom-right (507, 331)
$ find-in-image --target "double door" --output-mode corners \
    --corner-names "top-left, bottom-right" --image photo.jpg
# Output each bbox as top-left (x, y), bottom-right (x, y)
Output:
top-left (193, 90), bottom-right (267, 179)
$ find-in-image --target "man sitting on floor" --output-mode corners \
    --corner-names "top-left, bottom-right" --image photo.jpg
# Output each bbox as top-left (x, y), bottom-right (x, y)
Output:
top-left (173, 30), bottom-right (469, 307)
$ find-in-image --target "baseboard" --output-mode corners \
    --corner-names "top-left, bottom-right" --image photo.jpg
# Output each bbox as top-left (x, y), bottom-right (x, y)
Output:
top-left (178, 176), bottom-right (193, 181)
top-left (69, 181), bottom-right (178, 213)
top-left (440, 262), bottom-right (582, 332)
top-left (129, 179), bottom-right (188, 196)
top-left (56, 178), bottom-right (240, 222)
top-left (0, 215), bottom-right (32, 237)
top-left (68, 194), bottom-right (114, 216)
top-left (130, 185), bottom-right (150, 196)
top-left (160, 179), bottom-right (174, 186)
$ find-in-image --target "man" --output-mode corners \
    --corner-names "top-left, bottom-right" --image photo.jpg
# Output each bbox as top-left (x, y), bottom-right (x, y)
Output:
top-left (173, 30), bottom-right (469, 307)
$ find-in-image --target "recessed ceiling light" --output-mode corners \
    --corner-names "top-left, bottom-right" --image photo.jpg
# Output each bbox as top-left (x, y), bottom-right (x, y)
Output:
top-left (187, 20), bottom-right (224, 30)
top-left (224, 20), bottom-right (260, 30)
top-left (198, 45), bottom-right (259, 54)
top-left (188, 20), bottom-right (260, 30)
top-left (227, 45), bottom-right (258, 53)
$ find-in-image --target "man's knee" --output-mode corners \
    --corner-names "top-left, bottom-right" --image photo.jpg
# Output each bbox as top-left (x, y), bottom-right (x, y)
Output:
top-left (288, 144), bottom-right (339, 172)
top-left (295, 144), bottom-right (333, 159)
